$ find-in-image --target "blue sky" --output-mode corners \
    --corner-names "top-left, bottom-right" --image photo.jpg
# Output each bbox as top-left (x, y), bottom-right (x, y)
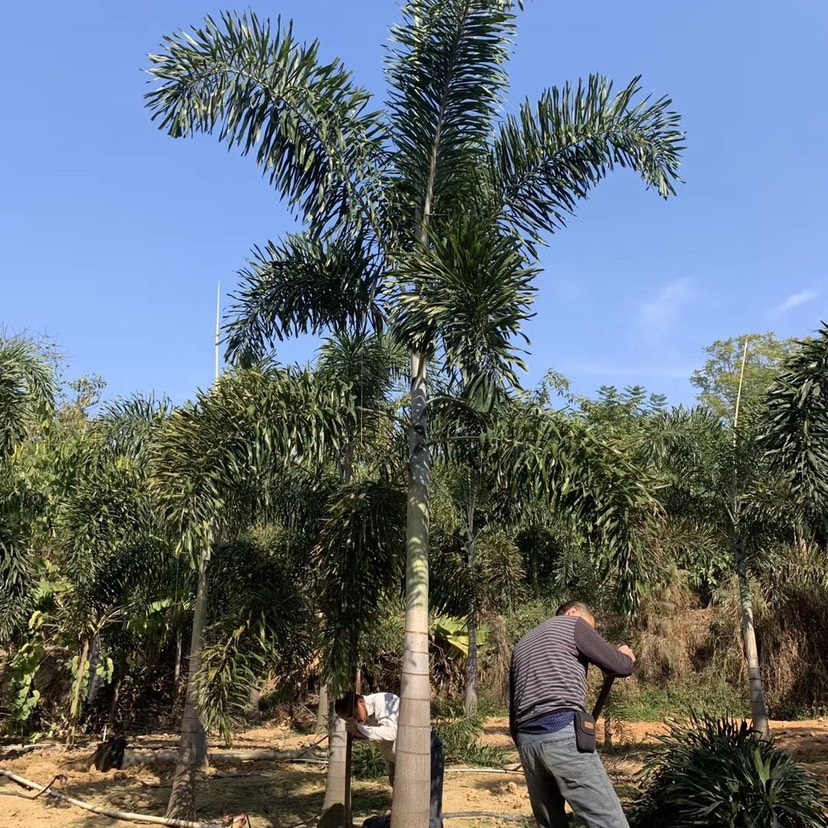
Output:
top-left (3, 0), bottom-right (827, 406)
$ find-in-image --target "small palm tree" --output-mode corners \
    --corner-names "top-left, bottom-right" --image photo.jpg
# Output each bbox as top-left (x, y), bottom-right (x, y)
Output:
top-left (761, 324), bottom-right (828, 535)
top-left (0, 337), bottom-right (55, 461)
top-left (146, 3), bottom-right (684, 821)
top-left (0, 337), bottom-right (56, 643)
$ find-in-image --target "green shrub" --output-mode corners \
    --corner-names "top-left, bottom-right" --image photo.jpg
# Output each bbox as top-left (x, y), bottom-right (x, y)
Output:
top-left (629, 716), bottom-right (827, 828)
top-left (433, 711), bottom-right (507, 768)
top-left (352, 741), bottom-right (389, 779)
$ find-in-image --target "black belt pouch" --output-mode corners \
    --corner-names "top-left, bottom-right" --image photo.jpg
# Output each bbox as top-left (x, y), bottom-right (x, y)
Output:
top-left (574, 710), bottom-right (597, 752)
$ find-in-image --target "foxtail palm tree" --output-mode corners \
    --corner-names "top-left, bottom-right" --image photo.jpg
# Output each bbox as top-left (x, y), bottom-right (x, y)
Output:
top-left (146, 4), bottom-right (683, 821)
top-left (0, 337), bottom-right (56, 643)
top-left (150, 367), bottom-right (354, 820)
top-left (761, 325), bottom-right (828, 534)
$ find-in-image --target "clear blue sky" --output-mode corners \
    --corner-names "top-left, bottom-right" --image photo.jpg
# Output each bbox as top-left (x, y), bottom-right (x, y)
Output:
top-left (3, 0), bottom-right (827, 406)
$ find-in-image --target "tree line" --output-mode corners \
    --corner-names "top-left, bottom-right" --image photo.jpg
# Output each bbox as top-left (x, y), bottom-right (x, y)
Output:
top-left (2, 326), bottom-right (827, 822)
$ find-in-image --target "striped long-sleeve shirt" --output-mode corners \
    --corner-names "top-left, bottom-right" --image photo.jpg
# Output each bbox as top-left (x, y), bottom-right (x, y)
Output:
top-left (509, 616), bottom-right (635, 742)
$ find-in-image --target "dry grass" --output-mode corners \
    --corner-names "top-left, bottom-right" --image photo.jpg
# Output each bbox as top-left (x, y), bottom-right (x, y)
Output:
top-left (634, 575), bottom-right (711, 683)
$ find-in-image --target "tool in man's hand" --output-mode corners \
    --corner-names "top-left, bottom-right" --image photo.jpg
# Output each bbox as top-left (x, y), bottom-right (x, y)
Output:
top-left (506, 673), bottom-right (617, 773)
top-left (591, 674), bottom-right (615, 720)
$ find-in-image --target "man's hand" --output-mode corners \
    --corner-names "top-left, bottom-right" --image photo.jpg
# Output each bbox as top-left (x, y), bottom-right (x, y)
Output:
top-left (618, 645), bottom-right (636, 663)
top-left (344, 718), bottom-right (365, 738)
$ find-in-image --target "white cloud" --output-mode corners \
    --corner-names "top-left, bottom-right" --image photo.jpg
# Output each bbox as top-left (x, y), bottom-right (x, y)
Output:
top-left (775, 290), bottom-right (817, 315)
top-left (638, 277), bottom-right (695, 341)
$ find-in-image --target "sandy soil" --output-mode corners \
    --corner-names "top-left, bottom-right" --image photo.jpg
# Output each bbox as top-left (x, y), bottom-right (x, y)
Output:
top-left (1, 718), bottom-right (826, 827)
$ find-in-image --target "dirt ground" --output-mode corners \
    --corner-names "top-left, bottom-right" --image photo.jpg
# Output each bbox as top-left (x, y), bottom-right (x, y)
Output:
top-left (1, 718), bottom-right (827, 828)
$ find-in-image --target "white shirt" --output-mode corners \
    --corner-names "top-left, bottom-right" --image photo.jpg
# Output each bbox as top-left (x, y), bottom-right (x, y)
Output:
top-left (356, 692), bottom-right (399, 765)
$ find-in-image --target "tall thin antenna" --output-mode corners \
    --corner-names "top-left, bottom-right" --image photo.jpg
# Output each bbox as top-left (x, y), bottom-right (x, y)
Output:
top-left (215, 281), bottom-right (221, 383)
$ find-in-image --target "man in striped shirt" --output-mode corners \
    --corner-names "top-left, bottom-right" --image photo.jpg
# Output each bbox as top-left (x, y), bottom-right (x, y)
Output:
top-left (510, 601), bottom-right (636, 828)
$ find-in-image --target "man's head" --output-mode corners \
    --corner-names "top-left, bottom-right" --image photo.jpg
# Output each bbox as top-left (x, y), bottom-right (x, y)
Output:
top-left (334, 692), bottom-right (368, 723)
top-left (556, 600), bottom-right (596, 628)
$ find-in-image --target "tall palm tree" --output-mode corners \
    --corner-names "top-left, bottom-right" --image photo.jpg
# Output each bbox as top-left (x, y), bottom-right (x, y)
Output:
top-left (314, 332), bottom-right (405, 826)
top-left (639, 405), bottom-right (776, 738)
top-left (429, 389), bottom-right (657, 714)
top-left (146, 4), bottom-right (684, 821)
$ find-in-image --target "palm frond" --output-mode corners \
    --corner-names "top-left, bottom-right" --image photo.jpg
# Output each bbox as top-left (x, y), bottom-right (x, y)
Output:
top-left (392, 218), bottom-right (537, 407)
top-left (317, 331), bottom-right (407, 408)
top-left (95, 394), bottom-right (173, 462)
top-left (490, 75), bottom-right (684, 247)
top-left (224, 230), bottom-right (388, 363)
top-left (0, 522), bottom-right (35, 641)
top-left (315, 478), bottom-right (407, 693)
top-left (146, 11), bottom-right (388, 234)
top-left (150, 366), bottom-right (355, 563)
top-left (386, 0), bottom-right (516, 233)
top-left (761, 324), bottom-right (828, 524)
top-left (0, 338), bottom-right (56, 458)
top-left (484, 403), bottom-right (658, 610)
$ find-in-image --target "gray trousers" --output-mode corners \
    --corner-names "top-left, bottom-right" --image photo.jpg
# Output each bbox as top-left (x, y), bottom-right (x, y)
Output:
top-left (517, 728), bottom-right (629, 828)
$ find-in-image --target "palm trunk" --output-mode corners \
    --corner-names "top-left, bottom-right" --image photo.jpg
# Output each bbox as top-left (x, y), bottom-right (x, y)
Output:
top-left (730, 338), bottom-right (770, 740)
top-left (67, 638), bottom-right (90, 747)
top-left (247, 681), bottom-right (261, 723)
top-left (319, 715), bottom-right (349, 828)
top-left (736, 536), bottom-right (770, 739)
top-left (172, 626), bottom-right (182, 713)
top-left (464, 616), bottom-right (479, 718)
top-left (603, 712), bottom-right (613, 754)
top-left (464, 497), bottom-right (478, 719)
top-left (392, 352), bottom-right (432, 828)
top-left (166, 554), bottom-right (210, 821)
top-left (342, 670), bottom-right (361, 828)
top-left (86, 634), bottom-right (103, 706)
top-left (320, 447), bottom-right (357, 828)
top-left (106, 677), bottom-right (121, 735)
top-left (316, 682), bottom-right (329, 734)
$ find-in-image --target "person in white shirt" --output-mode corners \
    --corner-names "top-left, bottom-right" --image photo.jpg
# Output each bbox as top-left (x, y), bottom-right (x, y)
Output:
top-left (335, 691), bottom-right (444, 828)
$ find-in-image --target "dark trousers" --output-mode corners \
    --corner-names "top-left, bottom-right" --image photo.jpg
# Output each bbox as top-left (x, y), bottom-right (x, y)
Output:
top-left (387, 731), bottom-right (444, 828)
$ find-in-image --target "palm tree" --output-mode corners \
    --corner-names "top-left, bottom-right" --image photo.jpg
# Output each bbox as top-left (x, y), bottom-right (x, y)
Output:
top-left (149, 366), bottom-right (354, 820)
top-left (638, 404), bottom-right (775, 738)
top-left (761, 324), bottom-right (828, 535)
top-left (429, 387), bottom-right (657, 714)
top-left (0, 337), bottom-right (55, 461)
top-left (54, 394), bottom-right (176, 744)
top-left (314, 332), bottom-right (406, 826)
top-left (0, 337), bottom-right (56, 643)
top-left (146, 4), bottom-right (684, 821)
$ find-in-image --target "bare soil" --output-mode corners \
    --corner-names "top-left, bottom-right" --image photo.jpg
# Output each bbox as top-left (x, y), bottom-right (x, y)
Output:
top-left (1, 718), bottom-right (826, 828)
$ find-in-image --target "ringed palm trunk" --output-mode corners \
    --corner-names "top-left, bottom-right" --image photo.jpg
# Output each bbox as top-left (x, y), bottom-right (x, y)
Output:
top-left (67, 637), bottom-right (90, 747)
top-left (320, 716), bottom-right (349, 828)
top-left (166, 553), bottom-right (210, 821)
top-left (731, 340), bottom-right (770, 740)
top-left (464, 502), bottom-right (478, 718)
top-left (735, 535), bottom-right (770, 740)
top-left (391, 352), bottom-right (432, 828)
top-left (316, 682), bottom-right (330, 734)
top-left (464, 615), bottom-right (479, 718)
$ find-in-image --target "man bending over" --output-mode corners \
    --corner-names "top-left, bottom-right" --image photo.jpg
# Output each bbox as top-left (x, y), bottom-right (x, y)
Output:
top-left (335, 691), bottom-right (444, 828)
